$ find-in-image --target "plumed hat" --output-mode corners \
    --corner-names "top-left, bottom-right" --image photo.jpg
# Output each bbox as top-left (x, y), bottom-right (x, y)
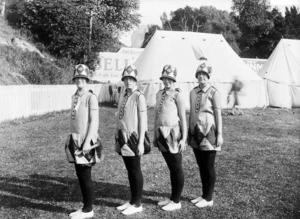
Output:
top-left (160, 64), bottom-right (177, 82)
top-left (195, 59), bottom-right (212, 79)
top-left (121, 65), bottom-right (138, 81)
top-left (72, 64), bottom-right (90, 82)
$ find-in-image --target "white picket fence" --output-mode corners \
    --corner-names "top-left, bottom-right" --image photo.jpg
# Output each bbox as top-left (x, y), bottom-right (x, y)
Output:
top-left (0, 84), bottom-right (111, 123)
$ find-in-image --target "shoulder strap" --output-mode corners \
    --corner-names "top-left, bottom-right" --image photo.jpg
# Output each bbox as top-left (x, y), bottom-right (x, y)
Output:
top-left (174, 88), bottom-right (181, 106)
top-left (175, 88), bottom-right (181, 93)
top-left (208, 86), bottom-right (217, 96)
top-left (134, 89), bottom-right (144, 101)
top-left (86, 91), bottom-right (96, 107)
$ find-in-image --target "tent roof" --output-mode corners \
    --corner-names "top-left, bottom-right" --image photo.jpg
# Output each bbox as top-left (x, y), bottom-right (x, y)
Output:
top-left (258, 39), bottom-right (300, 85)
top-left (134, 30), bottom-right (261, 83)
top-left (134, 31), bottom-right (198, 83)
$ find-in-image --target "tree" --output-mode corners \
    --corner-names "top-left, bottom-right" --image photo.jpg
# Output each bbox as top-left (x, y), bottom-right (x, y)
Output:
top-left (284, 6), bottom-right (300, 39)
top-left (245, 8), bottom-right (285, 58)
top-left (231, 0), bottom-right (274, 57)
top-left (160, 12), bottom-right (172, 30)
top-left (162, 6), bottom-right (241, 54)
top-left (6, 0), bottom-right (140, 65)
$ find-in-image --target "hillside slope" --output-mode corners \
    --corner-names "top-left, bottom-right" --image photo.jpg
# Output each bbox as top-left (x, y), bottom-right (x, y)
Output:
top-left (0, 17), bottom-right (65, 85)
top-left (0, 17), bottom-right (29, 84)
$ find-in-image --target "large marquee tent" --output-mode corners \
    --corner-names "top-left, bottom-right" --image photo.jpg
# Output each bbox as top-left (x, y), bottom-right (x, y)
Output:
top-left (258, 39), bottom-right (300, 108)
top-left (134, 30), bottom-right (268, 109)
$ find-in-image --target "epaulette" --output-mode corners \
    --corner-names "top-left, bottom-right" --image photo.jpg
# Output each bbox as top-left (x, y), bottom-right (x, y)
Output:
top-left (208, 86), bottom-right (218, 97)
top-left (89, 89), bottom-right (94, 94)
top-left (209, 86), bottom-right (217, 92)
top-left (157, 89), bottom-right (164, 94)
top-left (175, 88), bottom-right (181, 92)
top-left (135, 89), bottom-right (144, 95)
top-left (193, 86), bottom-right (199, 90)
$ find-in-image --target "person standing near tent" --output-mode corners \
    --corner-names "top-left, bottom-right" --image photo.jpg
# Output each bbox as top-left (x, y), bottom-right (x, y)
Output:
top-left (108, 84), bottom-right (114, 103)
top-left (188, 60), bottom-right (223, 208)
top-left (115, 84), bottom-right (122, 106)
top-left (66, 64), bottom-right (103, 219)
top-left (115, 65), bottom-right (148, 215)
top-left (228, 78), bottom-right (244, 115)
top-left (153, 65), bottom-right (187, 211)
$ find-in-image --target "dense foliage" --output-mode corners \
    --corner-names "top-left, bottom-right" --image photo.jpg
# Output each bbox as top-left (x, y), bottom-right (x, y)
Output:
top-left (231, 0), bottom-right (300, 58)
top-left (6, 0), bottom-right (140, 63)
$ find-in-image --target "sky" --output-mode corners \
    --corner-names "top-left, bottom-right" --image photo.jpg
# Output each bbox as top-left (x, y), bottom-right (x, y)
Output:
top-left (120, 0), bottom-right (300, 46)
top-left (138, 0), bottom-right (300, 26)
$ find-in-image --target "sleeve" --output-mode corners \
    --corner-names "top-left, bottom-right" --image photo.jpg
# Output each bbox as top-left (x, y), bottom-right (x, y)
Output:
top-left (89, 94), bottom-right (99, 110)
top-left (189, 90), bottom-right (193, 112)
top-left (176, 91), bottom-right (185, 109)
top-left (137, 94), bottom-right (147, 112)
top-left (71, 95), bottom-right (74, 110)
top-left (212, 90), bottom-right (222, 109)
top-left (155, 92), bottom-right (160, 111)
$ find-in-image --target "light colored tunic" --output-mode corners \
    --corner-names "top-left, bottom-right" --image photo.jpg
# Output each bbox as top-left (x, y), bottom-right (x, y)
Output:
top-left (154, 88), bottom-right (184, 153)
top-left (189, 84), bottom-right (221, 151)
top-left (116, 87), bottom-right (147, 156)
top-left (70, 90), bottom-right (99, 143)
top-left (67, 90), bottom-right (101, 165)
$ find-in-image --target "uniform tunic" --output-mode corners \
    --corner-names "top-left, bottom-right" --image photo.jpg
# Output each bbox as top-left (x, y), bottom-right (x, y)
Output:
top-left (154, 88), bottom-right (184, 153)
top-left (116, 87), bottom-right (147, 156)
top-left (189, 84), bottom-right (221, 151)
top-left (67, 90), bottom-right (101, 165)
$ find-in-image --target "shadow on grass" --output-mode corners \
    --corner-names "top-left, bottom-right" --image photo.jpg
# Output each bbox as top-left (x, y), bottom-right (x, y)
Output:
top-left (0, 194), bottom-right (67, 213)
top-left (98, 102), bottom-right (118, 108)
top-left (0, 173), bottom-right (187, 213)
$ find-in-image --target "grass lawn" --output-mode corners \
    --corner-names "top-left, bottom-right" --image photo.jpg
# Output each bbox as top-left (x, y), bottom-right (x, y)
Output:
top-left (0, 106), bottom-right (299, 219)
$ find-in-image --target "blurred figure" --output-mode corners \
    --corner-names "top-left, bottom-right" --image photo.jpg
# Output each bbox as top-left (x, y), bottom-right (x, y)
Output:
top-left (108, 84), bottom-right (113, 103)
top-left (113, 85), bottom-right (118, 106)
top-left (114, 85), bottom-right (122, 106)
top-left (228, 78), bottom-right (244, 115)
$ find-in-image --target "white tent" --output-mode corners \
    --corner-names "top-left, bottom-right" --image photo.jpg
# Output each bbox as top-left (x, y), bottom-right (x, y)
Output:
top-left (258, 39), bottom-right (300, 108)
top-left (134, 30), bottom-right (268, 108)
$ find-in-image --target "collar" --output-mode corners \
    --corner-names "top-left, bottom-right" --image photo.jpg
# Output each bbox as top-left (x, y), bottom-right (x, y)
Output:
top-left (163, 87), bottom-right (175, 95)
top-left (196, 84), bottom-right (211, 93)
top-left (75, 88), bottom-right (89, 97)
top-left (125, 86), bottom-right (138, 96)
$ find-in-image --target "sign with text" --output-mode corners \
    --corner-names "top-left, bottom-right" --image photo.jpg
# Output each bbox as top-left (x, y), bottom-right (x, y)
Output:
top-left (242, 58), bottom-right (267, 73)
top-left (92, 52), bottom-right (141, 83)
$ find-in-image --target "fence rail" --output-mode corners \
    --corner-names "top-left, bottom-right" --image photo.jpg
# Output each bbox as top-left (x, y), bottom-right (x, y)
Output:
top-left (0, 84), bottom-right (105, 123)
